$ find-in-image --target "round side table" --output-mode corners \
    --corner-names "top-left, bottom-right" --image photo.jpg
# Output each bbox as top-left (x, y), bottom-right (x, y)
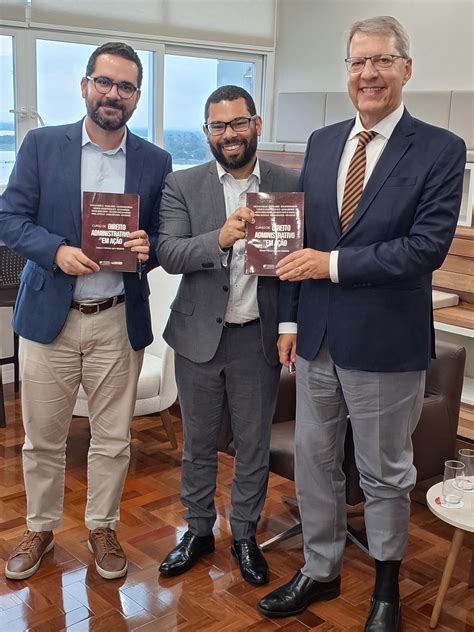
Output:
top-left (426, 481), bottom-right (473, 628)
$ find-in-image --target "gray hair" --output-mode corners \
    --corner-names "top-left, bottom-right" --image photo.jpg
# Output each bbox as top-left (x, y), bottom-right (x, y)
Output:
top-left (346, 16), bottom-right (410, 58)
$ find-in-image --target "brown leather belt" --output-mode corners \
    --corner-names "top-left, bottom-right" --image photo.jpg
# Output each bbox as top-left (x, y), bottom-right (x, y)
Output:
top-left (71, 294), bottom-right (125, 315)
top-left (224, 318), bottom-right (260, 328)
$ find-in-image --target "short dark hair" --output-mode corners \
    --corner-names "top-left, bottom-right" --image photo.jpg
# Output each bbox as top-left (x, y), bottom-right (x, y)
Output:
top-left (86, 42), bottom-right (143, 89)
top-left (204, 85), bottom-right (256, 121)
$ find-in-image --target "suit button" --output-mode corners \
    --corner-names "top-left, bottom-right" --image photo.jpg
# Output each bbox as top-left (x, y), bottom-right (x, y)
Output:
top-left (222, 285), bottom-right (229, 292)
top-left (216, 317), bottom-right (223, 324)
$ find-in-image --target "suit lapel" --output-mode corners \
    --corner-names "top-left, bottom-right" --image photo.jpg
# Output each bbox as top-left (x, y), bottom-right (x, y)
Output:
top-left (207, 162), bottom-right (227, 229)
top-left (125, 130), bottom-right (144, 199)
top-left (341, 110), bottom-right (415, 238)
top-left (259, 160), bottom-right (274, 193)
top-left (60, 120), bottom-right (83, 244)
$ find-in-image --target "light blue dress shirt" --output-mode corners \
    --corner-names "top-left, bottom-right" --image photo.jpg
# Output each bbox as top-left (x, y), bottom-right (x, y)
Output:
top-left (74, 120), bottom-right (127, 301)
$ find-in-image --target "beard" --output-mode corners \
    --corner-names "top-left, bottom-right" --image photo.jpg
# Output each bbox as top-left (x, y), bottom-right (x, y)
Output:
top-left (86, 97), bottom-right (133, 131)
top-left (208, 133), bottom-right (258, 171)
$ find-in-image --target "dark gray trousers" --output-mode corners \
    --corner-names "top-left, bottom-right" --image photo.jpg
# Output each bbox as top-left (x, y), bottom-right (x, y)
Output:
top-left (175, 322), bottom-right (281, 540)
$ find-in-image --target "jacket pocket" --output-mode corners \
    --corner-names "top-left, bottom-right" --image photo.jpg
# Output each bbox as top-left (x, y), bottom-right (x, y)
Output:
top-left (23, 264), bottom-right (45, 291)
top-left (385, 176), bottom-right (418, 187)
top-left (170, 297), bottom-right (195, 315)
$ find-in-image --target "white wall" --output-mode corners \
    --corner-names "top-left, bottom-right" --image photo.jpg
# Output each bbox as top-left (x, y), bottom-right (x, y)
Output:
top-left (274, 0), bottom-right (474, 96)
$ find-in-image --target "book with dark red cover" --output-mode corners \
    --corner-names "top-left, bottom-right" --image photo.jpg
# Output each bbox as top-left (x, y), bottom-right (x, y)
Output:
top-left (244, 192), bottom-right (304, 276)
top-left (81, 192), bottom-right (140, 273)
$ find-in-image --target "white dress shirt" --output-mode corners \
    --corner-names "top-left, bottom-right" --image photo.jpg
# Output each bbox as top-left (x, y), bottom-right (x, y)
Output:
top-left (216, 160), bottom-right (260, 324)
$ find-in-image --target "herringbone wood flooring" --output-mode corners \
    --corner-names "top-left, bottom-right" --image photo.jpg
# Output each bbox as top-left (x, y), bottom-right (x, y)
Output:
top-left (0, 383), bottom-right (473, 631)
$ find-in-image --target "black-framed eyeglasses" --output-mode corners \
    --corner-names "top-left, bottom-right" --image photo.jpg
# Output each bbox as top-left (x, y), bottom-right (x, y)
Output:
top-left (344, 54), bottom-right (406, 73)
top-left (86, 75), bottom-right (139, 99)
top-left (204, 115), bottom-right (258, 136)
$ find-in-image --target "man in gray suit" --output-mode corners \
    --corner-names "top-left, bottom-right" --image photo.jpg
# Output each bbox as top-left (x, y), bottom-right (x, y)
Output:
top-left (157, 85), bottom-right (299, 584)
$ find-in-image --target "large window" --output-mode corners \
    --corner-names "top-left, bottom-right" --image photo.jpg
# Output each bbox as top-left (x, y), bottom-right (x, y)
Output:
top-left (164, 54), bottom-right (255, 169)
top-left (0, 35), bottom-right (16, 187)
top-left (0, 28), bottom-right (264, 187)
top-left (36, 39), bottom-right (155, 142)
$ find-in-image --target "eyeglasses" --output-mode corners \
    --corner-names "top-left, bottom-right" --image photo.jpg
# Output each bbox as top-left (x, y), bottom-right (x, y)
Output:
top-left (204, 115), bottom-right (258, 136)
top-left (345, 54), bottom-right (406, 73)
top-left (86, 75), bottom-right (139, 99)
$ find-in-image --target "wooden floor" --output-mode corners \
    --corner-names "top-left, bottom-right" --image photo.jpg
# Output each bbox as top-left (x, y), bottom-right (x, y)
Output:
top-left (0, 384), bottom-right (473, 631)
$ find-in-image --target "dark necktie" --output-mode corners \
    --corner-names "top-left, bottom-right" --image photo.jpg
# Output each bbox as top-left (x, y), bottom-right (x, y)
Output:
top-left (340, 130), bottom-right (377, 232)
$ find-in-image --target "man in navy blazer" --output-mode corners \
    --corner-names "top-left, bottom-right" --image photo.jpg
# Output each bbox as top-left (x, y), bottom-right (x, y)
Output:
top-left (258, 17), bottom-right (466, 631)
top-left (0, 42), bottom-right (171, 581)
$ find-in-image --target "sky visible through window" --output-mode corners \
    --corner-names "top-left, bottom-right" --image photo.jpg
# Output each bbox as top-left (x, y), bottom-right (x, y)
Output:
top-left (0, 36), bottom-right (15, 187)
top-left (164, 54), bottom-right (254, 168)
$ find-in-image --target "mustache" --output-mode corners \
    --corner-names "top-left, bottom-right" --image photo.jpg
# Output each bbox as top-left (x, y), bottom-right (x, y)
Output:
top-left (99, 99), bottom-right (125, 111)
top-left (220, 139), bottom-right (244, 146)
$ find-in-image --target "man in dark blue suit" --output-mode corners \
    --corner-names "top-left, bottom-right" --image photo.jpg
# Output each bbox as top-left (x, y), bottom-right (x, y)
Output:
top-left (0, 42), bottom-right (171, 581)
top-left (258, 16), bottom-right (466, 631)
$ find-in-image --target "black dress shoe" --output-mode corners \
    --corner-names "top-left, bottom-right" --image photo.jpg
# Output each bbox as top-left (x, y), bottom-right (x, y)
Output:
top-left (258, 570), bottom-right (341, 618)
top-left (159, 530), bottom-right (215, 576)
top-left (364, 598), bottom-right (401, 631)
top-left (231, 538), bottom-right (269, 585)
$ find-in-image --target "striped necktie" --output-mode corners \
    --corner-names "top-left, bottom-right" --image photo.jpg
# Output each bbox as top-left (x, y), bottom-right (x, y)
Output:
top-left (340, 130), bottom-right (377, 232)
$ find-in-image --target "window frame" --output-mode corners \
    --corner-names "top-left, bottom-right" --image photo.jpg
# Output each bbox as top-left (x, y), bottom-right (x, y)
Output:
top-left (0, 25), bottom-right (269, 191)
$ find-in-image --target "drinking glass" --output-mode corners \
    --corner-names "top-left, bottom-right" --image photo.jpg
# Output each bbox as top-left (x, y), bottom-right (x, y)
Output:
top-left (441, 460), bottom-right (465, 506)
top-left (458, 448), bottom-right (474, 492)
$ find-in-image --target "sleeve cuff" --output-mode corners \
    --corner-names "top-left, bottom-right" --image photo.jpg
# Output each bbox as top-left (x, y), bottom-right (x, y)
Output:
top-left (329, 250), bottom-right (339, 283)
top-left (279, 322), bottom-right (297, 334)
top-left (219, 246), bottom-right (230, 267)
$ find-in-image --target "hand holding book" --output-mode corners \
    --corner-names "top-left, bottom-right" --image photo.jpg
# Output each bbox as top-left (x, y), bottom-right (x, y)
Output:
top-left (54, 245), bottom-right (100, 276)
top-left (276, 249), bottom-right (331, 281)
top-left (218, 207), bottom-right (255, 250)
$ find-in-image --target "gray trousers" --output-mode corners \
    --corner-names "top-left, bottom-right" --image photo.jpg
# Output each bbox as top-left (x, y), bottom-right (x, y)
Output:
top-left (175, 322), bottom-right (281, 540)
top-left (295, 339), bottom-right (425, 581)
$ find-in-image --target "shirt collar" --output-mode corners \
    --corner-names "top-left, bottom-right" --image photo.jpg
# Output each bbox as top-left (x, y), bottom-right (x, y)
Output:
top-left (81, 118), bottom-right (127, 155)
top-left (350, 102), bottom-right (405, 141)
top-left (216, 157), bottom-right (261, 184)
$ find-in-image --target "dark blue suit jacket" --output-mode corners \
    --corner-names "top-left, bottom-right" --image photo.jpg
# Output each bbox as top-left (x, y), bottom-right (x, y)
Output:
top-left (279, 110), bottom-right (466, 371)
top-left (0, 119), bottom-right (172, 351)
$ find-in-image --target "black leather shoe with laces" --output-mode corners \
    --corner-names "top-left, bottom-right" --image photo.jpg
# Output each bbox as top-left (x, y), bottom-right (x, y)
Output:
top-left (231, 537), bottom-right (269, 585)
top-left (159, 530), bottom-right (215, 576)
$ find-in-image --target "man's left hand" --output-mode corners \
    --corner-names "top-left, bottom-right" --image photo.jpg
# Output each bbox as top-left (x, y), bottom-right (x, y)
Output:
top-left (124, 230), bottom-right (150, 263)
top-left (276, 248), bottom-right (330, 281)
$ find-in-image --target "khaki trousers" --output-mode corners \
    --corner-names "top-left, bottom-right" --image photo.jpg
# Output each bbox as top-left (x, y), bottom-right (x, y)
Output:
top-left (20, 303), bottom-right (143, 532)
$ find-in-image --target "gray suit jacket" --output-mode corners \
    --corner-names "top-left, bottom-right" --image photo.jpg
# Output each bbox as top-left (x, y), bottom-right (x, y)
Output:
top-left (157, 159), bottom-right (299, 365)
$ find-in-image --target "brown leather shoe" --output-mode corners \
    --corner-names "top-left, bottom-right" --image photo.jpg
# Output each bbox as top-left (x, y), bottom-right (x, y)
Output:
top-left (88, 528), bottom-right (127, 579)
top-left (5, 530), bottom-right (54, 580)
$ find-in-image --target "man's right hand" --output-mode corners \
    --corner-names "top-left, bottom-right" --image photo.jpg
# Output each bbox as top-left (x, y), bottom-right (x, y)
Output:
top-left (218, 207), bottom-right (255, 250)
top-left (278, 333), bottom-right (297, 368)
top-left (54, 245), bottom-right (100, 276)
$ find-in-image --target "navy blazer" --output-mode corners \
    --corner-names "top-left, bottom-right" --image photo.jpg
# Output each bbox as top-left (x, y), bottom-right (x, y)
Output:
top-left (279, 109), bottom-right (466, 372)
top-left (0, 119), bottom-right (172, 351)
